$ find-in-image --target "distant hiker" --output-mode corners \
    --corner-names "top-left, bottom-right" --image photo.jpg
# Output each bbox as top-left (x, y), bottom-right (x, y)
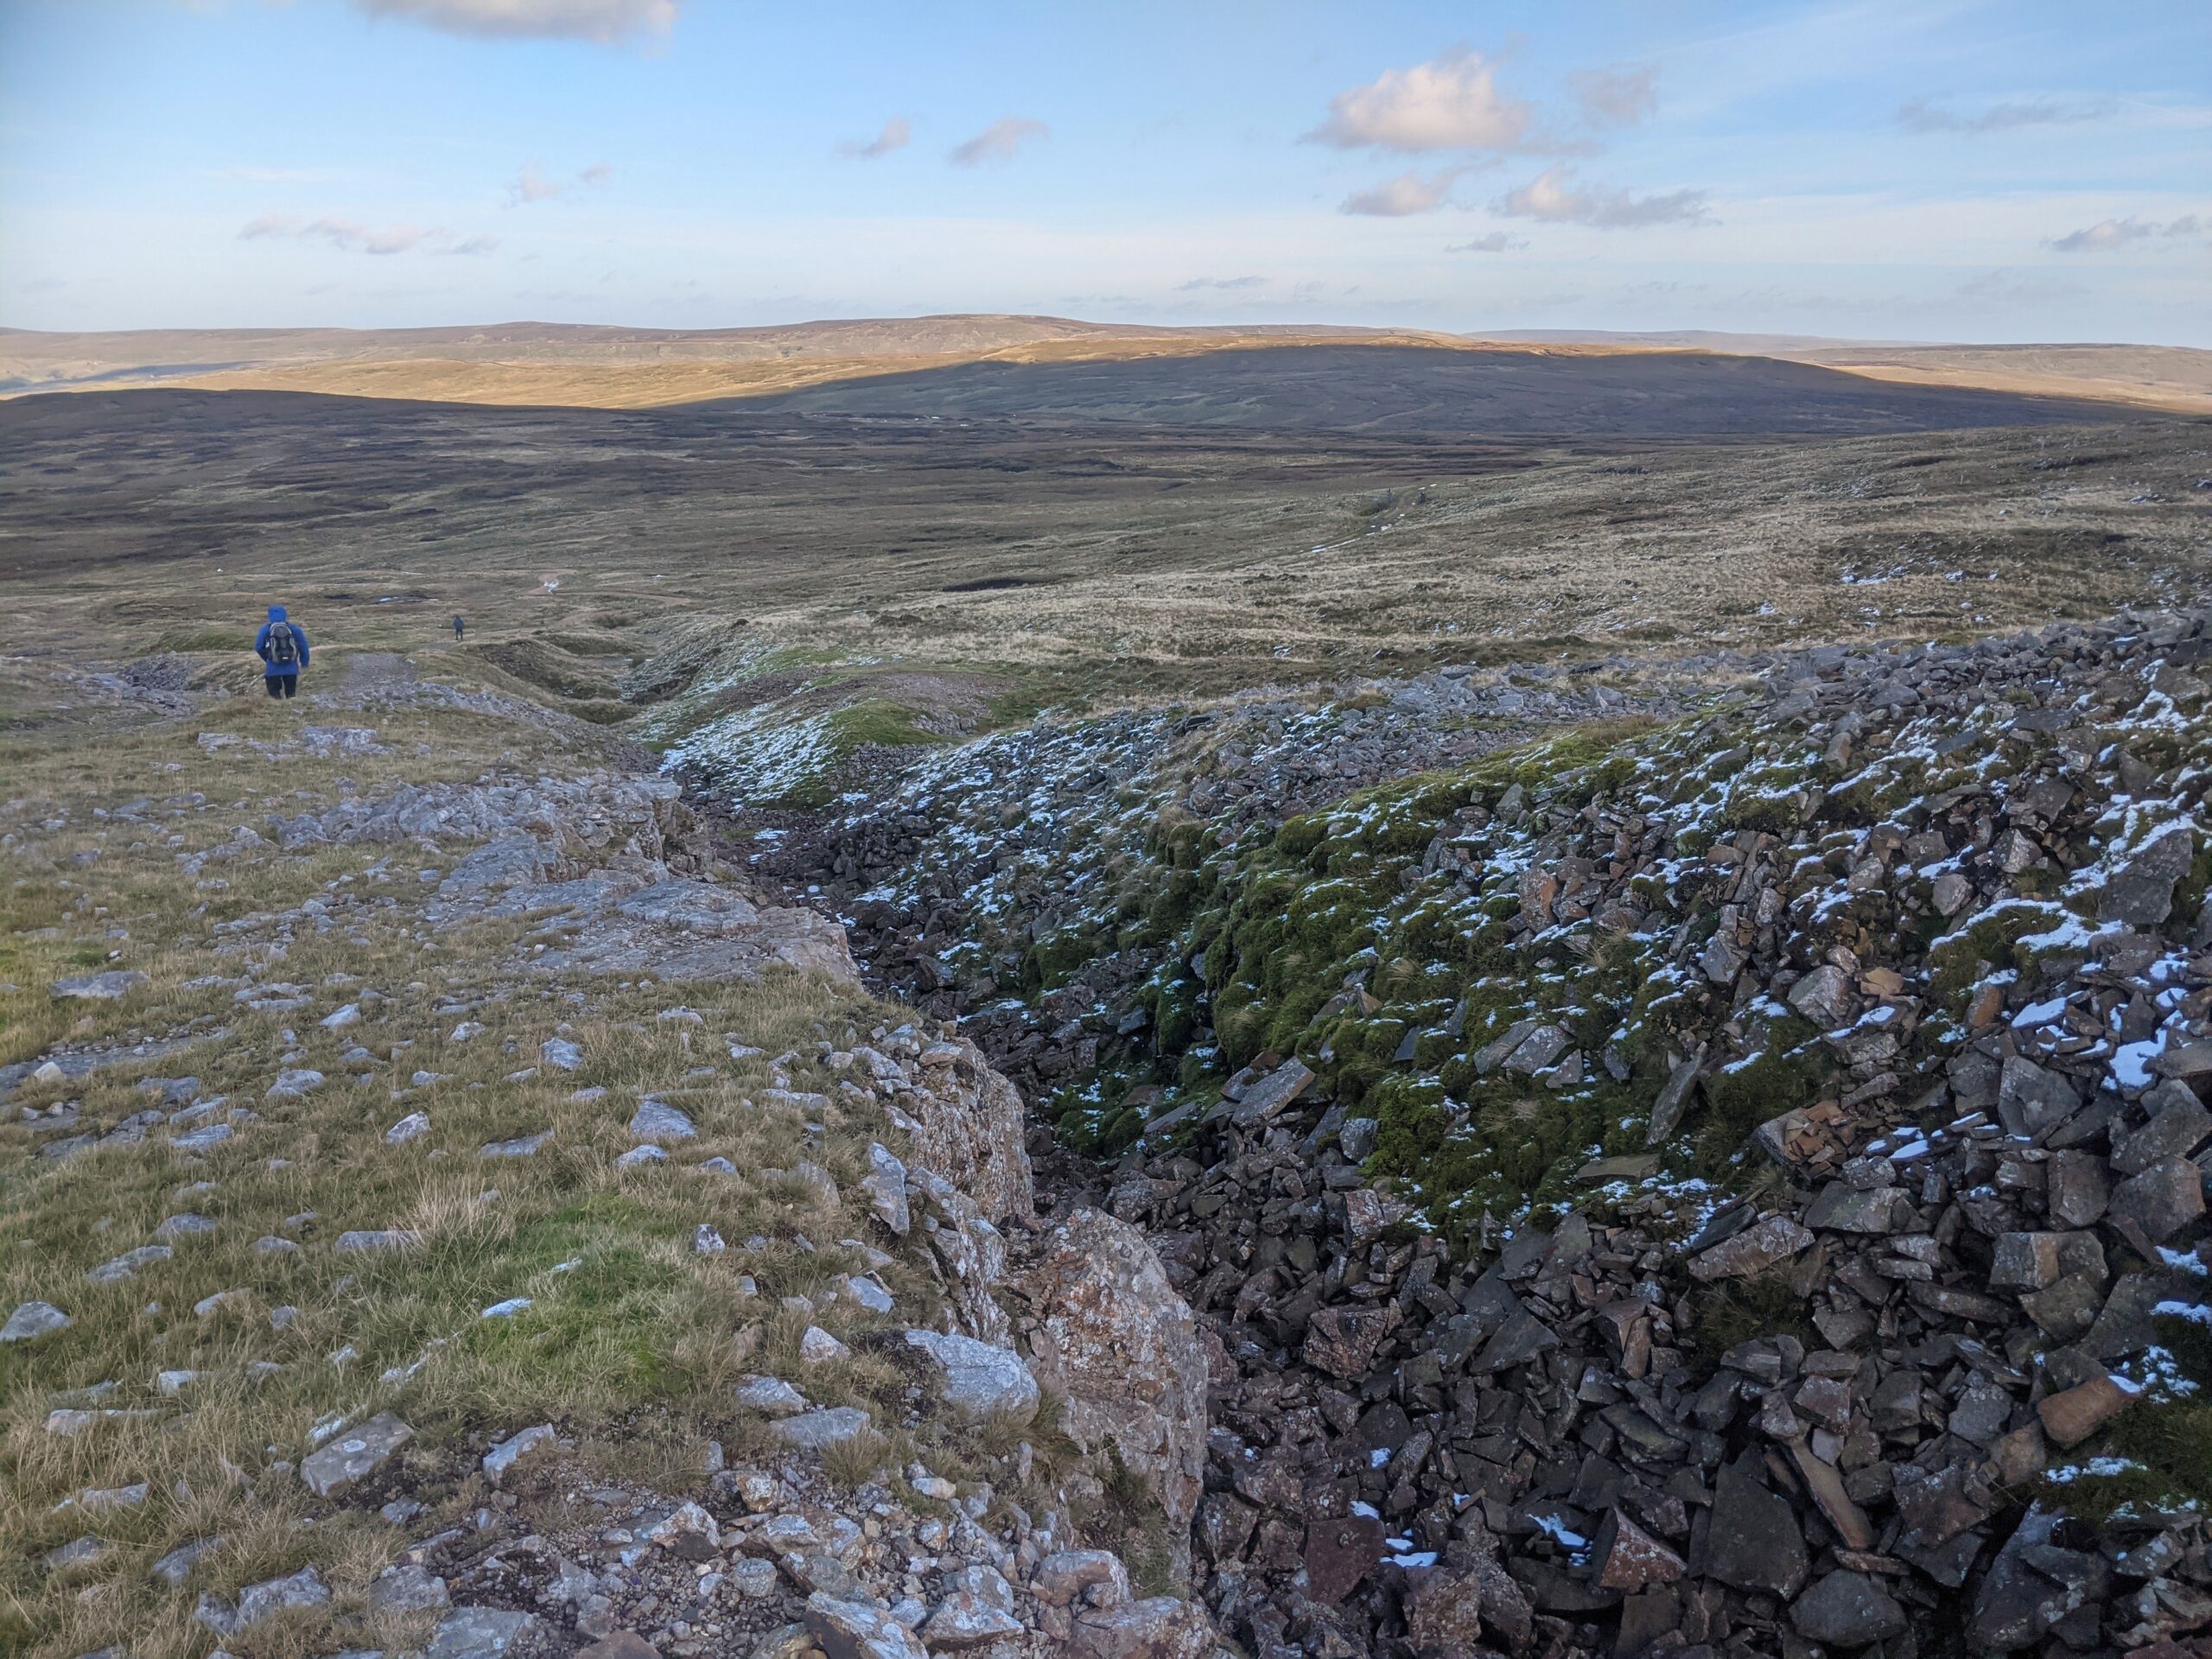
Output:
top-left (453, 613), bottom-right (466, 641)
top-left (255, 604), bottom-right (309, 699)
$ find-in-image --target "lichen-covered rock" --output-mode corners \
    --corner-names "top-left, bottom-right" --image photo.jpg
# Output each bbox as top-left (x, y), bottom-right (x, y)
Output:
top-left (1015, 1208), bottom-right (1208, 1558)
top-left (904, 1038), bottom-right (1035, 1226)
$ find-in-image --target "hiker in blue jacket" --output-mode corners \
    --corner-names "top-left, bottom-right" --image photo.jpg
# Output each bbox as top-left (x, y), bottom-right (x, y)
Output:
top-left (255, 604), bottom-right (310, 699)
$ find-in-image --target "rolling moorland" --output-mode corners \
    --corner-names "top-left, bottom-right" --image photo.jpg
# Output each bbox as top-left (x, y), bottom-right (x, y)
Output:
top-left (4, 319), bottom-right (2210, 416)
top-left (3, 336), bottom-right (2212, 1659)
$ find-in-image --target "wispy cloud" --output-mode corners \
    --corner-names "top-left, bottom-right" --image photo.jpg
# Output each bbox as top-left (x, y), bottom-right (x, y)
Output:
top-left (840, 117), bottom-right (912, 159)
top-left (949, 117), bottom-right (1048, 166)
top-left (1306, 47), bottom-right (1535, 153)
top-left (1895, 94), bottom-right (2113, 134)
top-left (1569, 65), bottom-right (1657, 127)
top-left (1177, 275), bottom-right (1266, 291)
top-left (1958, 269), bottom-right (2088, 304)
top-left (350, 0), bottom-right (678, 42)
top-left (1340, 168), bottom-right (1464, 217)
top-left (2048, 213), bottom-right (2204, 251)
top-left (1447, 232), bottom-right (1526, 252)
top-left (1493, 165), bottom-right (1709, 229)
top-left (506, 162), bottom-right (613, 204)
top-left (238, 213), bottom-right (494, 256)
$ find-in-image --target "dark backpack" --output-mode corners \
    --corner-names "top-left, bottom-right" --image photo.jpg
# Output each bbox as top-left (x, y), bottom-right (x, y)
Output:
top-left (266, 622), bottom-right (299, 668)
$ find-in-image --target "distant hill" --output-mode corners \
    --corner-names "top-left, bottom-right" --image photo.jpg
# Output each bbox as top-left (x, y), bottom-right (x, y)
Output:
top-left (736, 342), bottom-right (2135, 436)
top-left (1478, 330), bottom-right (2212, 415)
top-left (1, 315), bottom-right (2205, 418)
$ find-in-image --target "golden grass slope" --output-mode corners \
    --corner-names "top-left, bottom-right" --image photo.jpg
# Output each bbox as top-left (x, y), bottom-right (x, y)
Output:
top-left (9, 315), bottom-right (2209, 413)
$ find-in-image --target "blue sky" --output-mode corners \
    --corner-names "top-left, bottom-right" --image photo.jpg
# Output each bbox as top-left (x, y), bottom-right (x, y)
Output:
top-left (2, 0), bottom-right (2207, 342)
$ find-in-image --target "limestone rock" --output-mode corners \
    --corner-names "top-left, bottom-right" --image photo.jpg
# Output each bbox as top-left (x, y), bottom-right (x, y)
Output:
top-left (903, 1328), bottom-right (1039, 1421)
top-left (299, 1410), bottom-right (412, 1497)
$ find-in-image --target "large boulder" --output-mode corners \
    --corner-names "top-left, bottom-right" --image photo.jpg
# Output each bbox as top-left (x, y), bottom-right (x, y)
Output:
top-left (1016, 1209), bottom-right (1209, 1565)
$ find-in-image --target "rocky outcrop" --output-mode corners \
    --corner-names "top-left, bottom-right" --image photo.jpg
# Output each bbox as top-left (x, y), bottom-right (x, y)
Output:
top-left (760, 607), bottom-right (2212, 1657)
top-left (888, 1037), bottom-right (1038, 1228)
top-left (1014, 1210), bottom-right (1211, 1568)
top-left (270, 769), bottom-right (709, 868)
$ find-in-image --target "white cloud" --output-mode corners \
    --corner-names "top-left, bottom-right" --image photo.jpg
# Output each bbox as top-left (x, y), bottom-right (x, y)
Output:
top-left (1570, 65), bottom-right (1657, 126)
top-left (507, 162), bottom-right (613, 204)
top-left (1494, 165), bottom-right (1711, 229)
top-left (350, 0), bottom-right (678, 41)
top-left (1177, 275), bottom-right (1266, 290)
top-left (238, 214), bottom-right (486, 256)
top-left (1307, 47), bottom-right (1534, 153)
top-left (510, 164), bottom-right (562, 204)
top-left (1895, 95), bottom-right (2112, 135)
top-left (1447, 232), bottom-right (1525, 252)
top-left (841, 117), bottom-right (912, 159)
top-left (1340, 169), bottom-right (1464, 217)
top-left (949, 118), bottom-right (1048, 166)
top-left (2048, 213), bottom-right (2204, 251)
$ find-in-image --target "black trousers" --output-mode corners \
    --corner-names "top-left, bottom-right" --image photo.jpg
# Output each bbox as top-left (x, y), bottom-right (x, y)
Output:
top-left (264, 675), bottom-right (298, 699)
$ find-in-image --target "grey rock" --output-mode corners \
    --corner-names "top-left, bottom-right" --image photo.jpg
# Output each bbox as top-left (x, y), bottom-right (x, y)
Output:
top-left (2108, 1154), bottom-right (2207, 1243)
top-left (768, 1407), bottom-right (874, 1450)
top-left (369, 1563), bottom-right (449, 1614)
top-left (151, 1536), bottom-right (221, 1586)
top-left (1230, 1058), bottom-right (1315, 1127)
top-left (1706, 1459), bottom-right (1809, 1598)
top-left (482, 1423), bottom-right (557, 1482)
top-left (2100, 824), bottom-right (2194, 925)
top-left (234, 1566), bottom-right (330, 1630)
top-left (428, 1606), bottom-right (540, 1659)
top-left (1995, 1056), bottom-right (2079, 1138)
top-left (3, 1300), bottom-right (73, 1343)
top-left (385, 1110), bottom-right (432, 1145)
top-left (51, 970), bottom-right (149, 1001)
top-left (861, 1141), bottom-right (910, 1235)
top-left (804, 1594), bottom-right (929, 1659)
top-left (1787, 964), bottom-right (1855, 1027)
top-left (628, 1098), bottom-right (696, 1141)
top-left (335, 1229), bottom-right (418, 1254)
top-left (1791, 1570), bottom-right (1908, 1646)
top-left (480, 1130), bottom-right (550, 1159)
top-left (2112, 1088), bottom-right (2212, 1175)
top-left (903, 1328), bottom-right (1040, 1421)
top-left (299, 1410), bottom-right (413, 1497)
top-left (1688, 1215), bottom-right (1814, 1281)
top-left (737, 1375), bottom-right (809, 1417)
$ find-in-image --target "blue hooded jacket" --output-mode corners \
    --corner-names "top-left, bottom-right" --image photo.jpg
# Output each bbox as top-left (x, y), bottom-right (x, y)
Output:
top-left (255, 605), bottom-right (310, 677)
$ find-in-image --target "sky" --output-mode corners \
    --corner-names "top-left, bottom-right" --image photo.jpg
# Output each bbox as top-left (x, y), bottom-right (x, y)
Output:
top-left (1, 0), bottom-right (2207, 344)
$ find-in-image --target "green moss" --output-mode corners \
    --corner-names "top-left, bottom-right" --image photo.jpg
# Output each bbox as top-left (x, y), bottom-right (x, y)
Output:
top-left (823, 698), bottom-right (943, 750)
top-left (2042, 1314), bottom-right (2212, 1518)
top-left (1691, 1046), bottom-right (1818, 1173)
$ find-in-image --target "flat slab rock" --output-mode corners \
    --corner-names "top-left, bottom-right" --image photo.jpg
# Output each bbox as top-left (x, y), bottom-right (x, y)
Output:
top-left (769, 1406), bottom-right (874, 1450)
top-left (299, 1410), bottom-right (413, 1497)
top-left (50, 970), bottom-right (149, 1001)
